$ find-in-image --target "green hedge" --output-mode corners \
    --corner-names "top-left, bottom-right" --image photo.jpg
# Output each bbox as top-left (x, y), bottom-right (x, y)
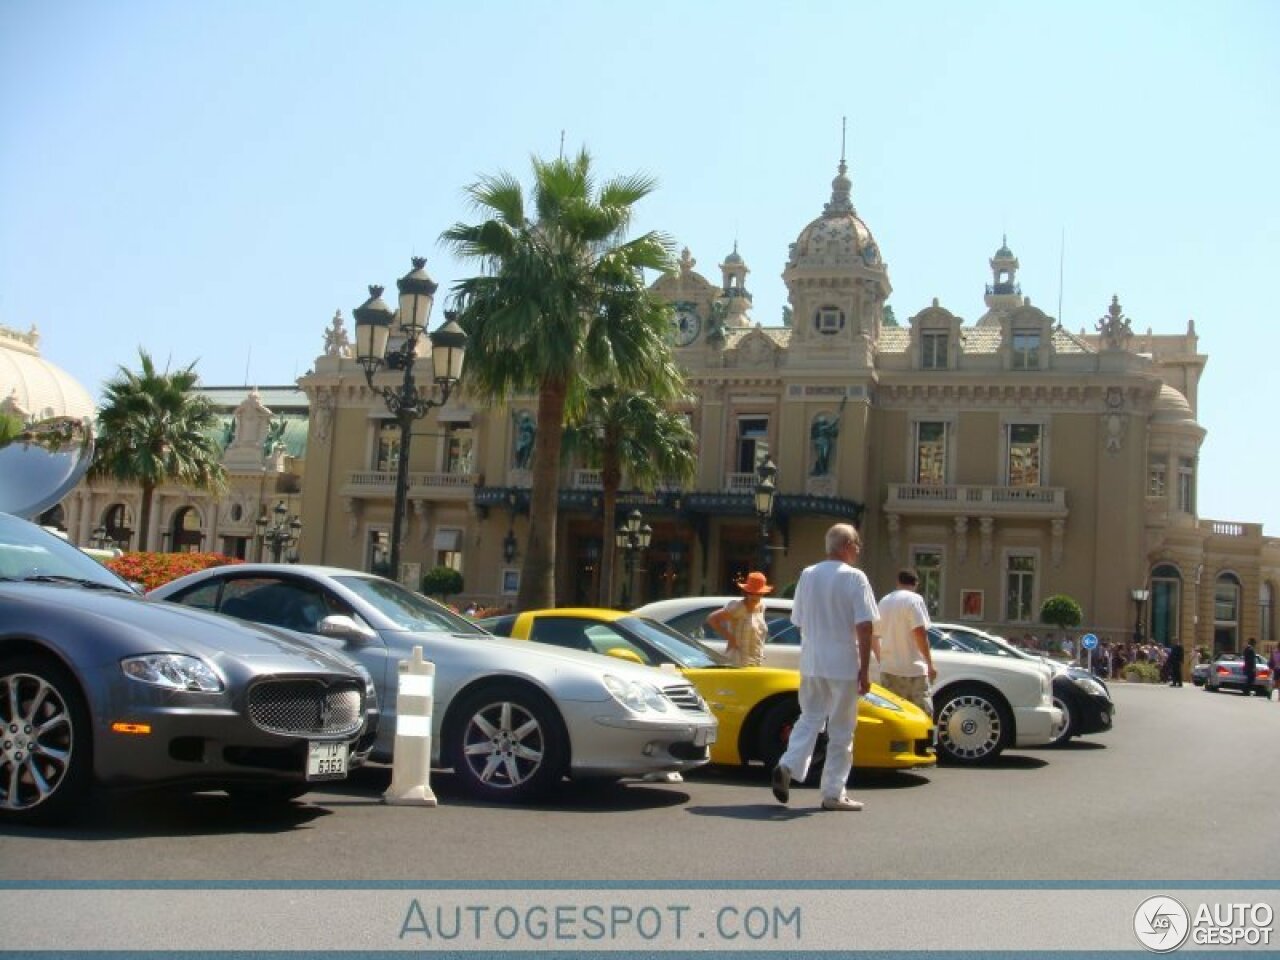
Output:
top-left (1121, 661), bottom-right (1163, 684)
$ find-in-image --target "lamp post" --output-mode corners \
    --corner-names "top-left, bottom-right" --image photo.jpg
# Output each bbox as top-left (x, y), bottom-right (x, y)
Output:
top-left (257, 500), bottom-right (302, 563)
top-left (1130, 587), bottom-right (1150, 647)
top-left (754, 456), bottom-right (778, 574)
top-left (502, 490), bottom-right (519, 564)
top-left (614, 508), bottom-right (652, 608)
top-left (354, 258), bottom-right (467, 582)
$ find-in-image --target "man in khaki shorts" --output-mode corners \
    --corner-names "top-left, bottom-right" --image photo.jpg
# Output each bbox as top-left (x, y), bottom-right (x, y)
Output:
top-left (876, 569), bottom-right (936, 715)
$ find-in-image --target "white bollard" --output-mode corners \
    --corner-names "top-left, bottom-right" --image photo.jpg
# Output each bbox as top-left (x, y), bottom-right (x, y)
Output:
top-left (382, 645), bottom-right (438, 807)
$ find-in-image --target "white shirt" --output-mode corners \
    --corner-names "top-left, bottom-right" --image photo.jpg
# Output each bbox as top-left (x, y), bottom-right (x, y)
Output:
top-left (876, 588), bottom-right (931, 676)
top-left (790, 559), bottom-right (879, 681)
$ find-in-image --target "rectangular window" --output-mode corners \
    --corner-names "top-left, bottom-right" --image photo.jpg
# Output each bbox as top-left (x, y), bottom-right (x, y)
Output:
top-left (921, 332), bottom-right (948, 370)
top-left (445, 426), bottom-right (474, 475)
top-left (736, 417), bottom-right (769, 473)
top-left (1007, 424), bottom-right (1042, 487)
top-left (1177, 457), bottom-right (1195, 513)
top-left (1011, 330), bottom-right (1040, 370)
top-left (1148, 459), bottom-right (1167, 498)
top-left (1006, 553), bottom-right (1037, 622)
top-left (912, 547), bottom-right (943, 618)
top-left (1213, 581), bottom-right (1238, 623)
top-left (914, 421), bottom-right (948, 485)
top-left (367, 528), bottom-right (390, 576)
top-left (375, 422), bottom-right (400, 473)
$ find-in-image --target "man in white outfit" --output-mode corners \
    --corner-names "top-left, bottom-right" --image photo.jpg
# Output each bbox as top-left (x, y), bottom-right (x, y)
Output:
top-left (877, 569), bottom-right (936, 716)
top-left (772, 523), bottom-right (878, 811)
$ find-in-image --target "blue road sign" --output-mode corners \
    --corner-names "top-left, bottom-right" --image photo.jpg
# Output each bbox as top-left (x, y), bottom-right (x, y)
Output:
top-left (1081, 633), bottom-right (1098, 650)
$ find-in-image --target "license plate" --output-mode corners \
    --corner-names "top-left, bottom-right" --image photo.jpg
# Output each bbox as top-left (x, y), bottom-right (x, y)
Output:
top-left (694, 727), bottom-right (716, 747)
top-left (306, 741), bottom-right (349, 781)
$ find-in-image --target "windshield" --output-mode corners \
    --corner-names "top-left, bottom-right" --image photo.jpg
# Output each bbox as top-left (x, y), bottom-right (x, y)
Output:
top-left (616, 616), bottom-right (729, 669)
top-left (0, 512), bottom-right (134, 591)
top-left (334, 575), bottom-right (491, 635)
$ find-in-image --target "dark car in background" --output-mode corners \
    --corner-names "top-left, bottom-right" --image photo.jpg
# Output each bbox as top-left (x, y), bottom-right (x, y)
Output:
top-left (930, 622), bottom-right (1114, 746)
top-left (0, 511), bottom-right (378, 825)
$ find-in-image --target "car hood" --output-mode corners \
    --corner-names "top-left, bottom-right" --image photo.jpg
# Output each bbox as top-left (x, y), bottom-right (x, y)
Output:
top-left (936, 647), bottom-right (1049, 680)
top-left (3, 583), bottom-right (362, 675)
top-left (389, 628), bottom-right (699, 696)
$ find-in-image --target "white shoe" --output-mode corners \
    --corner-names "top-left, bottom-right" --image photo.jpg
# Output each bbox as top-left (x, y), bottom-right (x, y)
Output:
top-left (821, 795), bottom-right (864, 811)
top-left (643, 771), bottom-right (683, 783)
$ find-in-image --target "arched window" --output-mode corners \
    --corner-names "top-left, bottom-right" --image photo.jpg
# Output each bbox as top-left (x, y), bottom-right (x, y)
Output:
top-left (104, 503), bottom-right (133, 549)
top-left (1213, 572), bottom-right (1241, 655)
top-left (170, 506), bottom-right (203, 554)
top-left (1150, 563), bottom-right (1181, 645)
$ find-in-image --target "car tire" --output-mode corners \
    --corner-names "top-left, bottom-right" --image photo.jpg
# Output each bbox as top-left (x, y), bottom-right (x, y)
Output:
top-left (447, 683), bottom-right (567, 803)
top-left (0, 654), bottom-right (93, 825)
top-left (1048, 693), bottom-right (1075, 746)
top-left (934, 683), bottom-right (1013, 765)
top-left (755, 698), bottom-right (825, 786)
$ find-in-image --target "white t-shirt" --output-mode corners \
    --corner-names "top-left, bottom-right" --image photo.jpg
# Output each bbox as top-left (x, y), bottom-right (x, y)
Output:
top-left (790, 559), bottom-right (879, 681)
top-left (876, 588), bottom-right (931, 677)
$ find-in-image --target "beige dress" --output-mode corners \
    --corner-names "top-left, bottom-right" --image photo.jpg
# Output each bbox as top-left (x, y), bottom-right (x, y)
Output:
top-left (717, 598), bottom-right (768, 667)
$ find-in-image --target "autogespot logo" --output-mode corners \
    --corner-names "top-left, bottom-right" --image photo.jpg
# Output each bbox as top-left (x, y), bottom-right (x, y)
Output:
top-left (1134, 895), bottom-right (1191, 952)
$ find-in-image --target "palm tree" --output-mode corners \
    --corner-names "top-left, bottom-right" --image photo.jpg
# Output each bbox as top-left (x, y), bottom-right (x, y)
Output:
top-left (90, 350), bottom-right (226, 549)
top-left (443, 148), bottom-right (677, 609)
top-left (563, 387), bottom-right (697, 606)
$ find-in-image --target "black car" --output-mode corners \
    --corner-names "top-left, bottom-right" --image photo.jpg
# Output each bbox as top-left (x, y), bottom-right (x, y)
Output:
top-left (929, 623), bottom-right (1114, 746)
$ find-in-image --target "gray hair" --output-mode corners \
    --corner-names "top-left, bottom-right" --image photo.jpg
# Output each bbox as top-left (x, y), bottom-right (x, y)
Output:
top-left (825, 523), bottom-right (860, 555)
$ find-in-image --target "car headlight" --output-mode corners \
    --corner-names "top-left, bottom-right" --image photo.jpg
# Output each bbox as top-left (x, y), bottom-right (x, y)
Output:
top-left (602, 675), bottom-right (670, 714)
top-left (861, 691), bottom-right (902, 711)
top-left (121, 654), bottom-right (223, 692)
top-left (1071, 675), bottom-right (1108, 697)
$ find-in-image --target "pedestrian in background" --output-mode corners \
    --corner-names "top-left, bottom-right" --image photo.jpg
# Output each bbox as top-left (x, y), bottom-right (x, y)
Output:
top-left (706, 571), bottom-right (772, 667)
top-left (771, 523), bottom-right (878, 812)
top-left (1243, 638), bottom-right (1258, 696)
top-left (1167, 641), bottom-right (1184, 687)
top-left (875, 568), bottom-right (936, 716)
top-left (1268, 645), bottom-right (1280, 701)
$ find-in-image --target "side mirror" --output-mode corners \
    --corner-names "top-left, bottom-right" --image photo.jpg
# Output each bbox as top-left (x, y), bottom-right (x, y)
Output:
top-left (319, 614), bottom-right (378, 644)
top-left (604, 647), bottom-right (645, 665)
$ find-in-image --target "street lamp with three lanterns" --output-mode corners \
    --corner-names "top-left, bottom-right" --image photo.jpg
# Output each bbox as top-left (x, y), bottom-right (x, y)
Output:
top-left (614, 507), bottom-right (652, 608)
top-left (258, 500), bottom-right (302, 563)
top-left (353, 257), bottom-right (467, 581)
top-left (754, 456), bottom-right (778, 574)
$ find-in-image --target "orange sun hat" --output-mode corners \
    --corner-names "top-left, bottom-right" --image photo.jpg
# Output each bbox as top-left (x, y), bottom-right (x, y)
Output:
top-left (736, 571), bottom-right (774, 595)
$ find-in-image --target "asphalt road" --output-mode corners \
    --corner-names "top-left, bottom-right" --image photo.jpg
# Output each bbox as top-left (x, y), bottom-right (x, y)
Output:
top-left (4, 682), bottom-right (1278, 883)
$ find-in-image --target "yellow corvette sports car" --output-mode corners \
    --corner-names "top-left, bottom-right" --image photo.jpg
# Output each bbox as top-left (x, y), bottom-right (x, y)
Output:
top-left (479, 608), bottom-right (935, 774)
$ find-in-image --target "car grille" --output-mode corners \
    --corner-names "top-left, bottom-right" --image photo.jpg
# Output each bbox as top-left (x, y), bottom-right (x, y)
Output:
top-left (662, 683), bottom-right (706, 713)
top-left (248, 679), bottom-right (363, 737)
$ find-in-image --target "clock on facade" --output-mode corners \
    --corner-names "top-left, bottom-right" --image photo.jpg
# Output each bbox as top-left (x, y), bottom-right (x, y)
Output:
top-left (673, 306), bottom-right (702, 346)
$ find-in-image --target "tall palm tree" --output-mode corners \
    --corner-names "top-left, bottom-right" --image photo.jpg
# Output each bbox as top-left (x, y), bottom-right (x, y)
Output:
top-left (563, 386), bottom-right (697, 606)
top-left (443, 148), bottom-right (678, 609)
top-left (90, 350), bottom-right (226, 549)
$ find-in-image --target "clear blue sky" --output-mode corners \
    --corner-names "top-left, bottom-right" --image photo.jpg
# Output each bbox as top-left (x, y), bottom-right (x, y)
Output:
top-left (3, 1), bottom-right (1277, 532)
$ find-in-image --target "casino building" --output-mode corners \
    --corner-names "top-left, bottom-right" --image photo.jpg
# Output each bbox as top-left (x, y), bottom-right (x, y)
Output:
top-left (38, 157), bottom-right (1280, 655)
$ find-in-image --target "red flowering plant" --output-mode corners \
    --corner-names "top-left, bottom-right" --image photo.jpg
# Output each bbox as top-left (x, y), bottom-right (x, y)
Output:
top-left (106, 552), bottom-right (244, 592)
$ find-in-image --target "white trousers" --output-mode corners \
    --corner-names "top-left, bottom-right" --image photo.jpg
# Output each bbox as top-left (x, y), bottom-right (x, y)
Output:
top-left (779, 675), bottom-right (860, 801)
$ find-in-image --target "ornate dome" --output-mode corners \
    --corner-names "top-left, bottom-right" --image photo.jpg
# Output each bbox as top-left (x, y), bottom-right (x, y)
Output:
top-left (1152, 384), bottom-right (1195, 423)
top-left (0, 325), bottom-right (96, 422)
top-left (787, 160), bottom-right (880, 271)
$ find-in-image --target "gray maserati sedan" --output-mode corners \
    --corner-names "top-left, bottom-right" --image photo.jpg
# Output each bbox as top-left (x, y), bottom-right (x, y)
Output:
top-left (0, 512), bottom-right (378, 825)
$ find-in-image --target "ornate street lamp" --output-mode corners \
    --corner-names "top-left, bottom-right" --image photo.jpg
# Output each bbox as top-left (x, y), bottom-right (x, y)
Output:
top-left (614, 507), bottom-right (652, 608)
top-left (354, 258), bottom-right (467, 581)
top-left (754, 456), bottom-right (778, 574)
top-left (1130, 587), bottom-right (1150, 647)
top-left (502, 489), bottom-right (519, 564)
top-left (257, 500), bottom-right (302, 563)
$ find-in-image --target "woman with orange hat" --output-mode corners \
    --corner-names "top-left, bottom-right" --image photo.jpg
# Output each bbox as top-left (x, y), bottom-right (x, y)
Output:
top-left (706, 571), bottom-right (773, 667)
